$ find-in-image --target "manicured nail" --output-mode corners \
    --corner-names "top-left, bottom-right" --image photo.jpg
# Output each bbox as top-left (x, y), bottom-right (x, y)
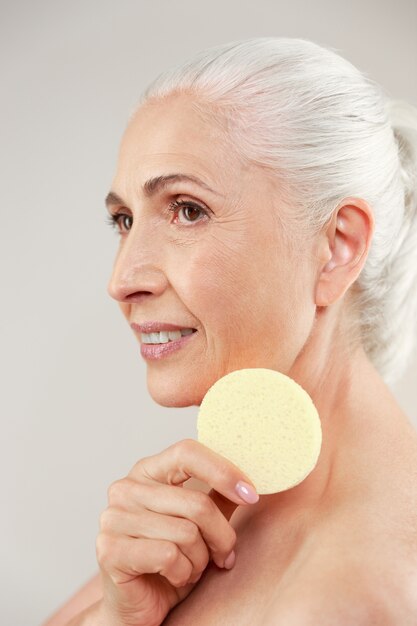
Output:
top-left (224, 550), bottom-right (236, 569)
top-left (235, 480), bottom-right (259, 504)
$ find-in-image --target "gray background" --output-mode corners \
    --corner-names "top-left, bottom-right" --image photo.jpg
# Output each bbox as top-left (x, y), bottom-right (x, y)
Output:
top-left (1, 1), bottom-right (416, 624)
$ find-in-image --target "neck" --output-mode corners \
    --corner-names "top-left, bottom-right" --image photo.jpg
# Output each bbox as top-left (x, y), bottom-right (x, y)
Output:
top-left (255, 301), bottom-right (404, 515)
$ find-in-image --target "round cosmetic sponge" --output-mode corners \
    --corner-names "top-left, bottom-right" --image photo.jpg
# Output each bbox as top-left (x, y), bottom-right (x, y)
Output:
top-left (197, 368), bottom-right (322, 494)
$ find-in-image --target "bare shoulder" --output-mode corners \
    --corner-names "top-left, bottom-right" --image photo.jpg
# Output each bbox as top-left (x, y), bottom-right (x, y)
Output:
top-left (262, 493), bottom-right (417, 625)
top-left (262, 565), bottom-right (417, 626)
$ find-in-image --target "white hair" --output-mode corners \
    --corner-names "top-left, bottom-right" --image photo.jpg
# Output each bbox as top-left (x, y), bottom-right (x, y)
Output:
top-left (135, 37), bottom-right (417, 385)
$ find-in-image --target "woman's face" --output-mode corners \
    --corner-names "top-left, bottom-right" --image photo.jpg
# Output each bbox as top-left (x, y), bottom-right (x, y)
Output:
top-left (107, 95), bottom-right (317, 406)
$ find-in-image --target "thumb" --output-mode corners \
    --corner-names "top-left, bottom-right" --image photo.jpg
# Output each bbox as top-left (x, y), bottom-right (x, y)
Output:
top-left (208, 488), bottom-right (240, 522)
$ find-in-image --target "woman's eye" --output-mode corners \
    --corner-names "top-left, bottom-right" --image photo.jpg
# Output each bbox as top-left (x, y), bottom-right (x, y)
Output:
top-left (106, 213), bottom-right (133, 233)
top-left (106, 200), bottom-right (209, 234)
top-left (168, 199), bottom-right (208, 225)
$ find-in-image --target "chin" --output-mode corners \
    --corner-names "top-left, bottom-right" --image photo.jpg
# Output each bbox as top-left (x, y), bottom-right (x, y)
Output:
top-left (146, 373), bottom-right (205, 408)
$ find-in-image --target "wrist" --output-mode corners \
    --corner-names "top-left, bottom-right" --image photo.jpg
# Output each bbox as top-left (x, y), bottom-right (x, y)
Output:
top-left (66, 599), bottom-right (107, 626)
top-left (68, 597), bottom-right (165, 626)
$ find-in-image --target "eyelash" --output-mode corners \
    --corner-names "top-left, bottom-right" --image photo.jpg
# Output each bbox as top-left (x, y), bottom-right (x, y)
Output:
top-left (105, 199), bottom-right (209, 233)
top-left (168, 199), bottom-right (209, 225)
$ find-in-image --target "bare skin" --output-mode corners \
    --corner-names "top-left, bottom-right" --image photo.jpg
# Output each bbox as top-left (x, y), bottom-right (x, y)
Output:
top-left (163, 350), bottom-right (417, 625)
top-left (44, 94), bottom-right (417, 625)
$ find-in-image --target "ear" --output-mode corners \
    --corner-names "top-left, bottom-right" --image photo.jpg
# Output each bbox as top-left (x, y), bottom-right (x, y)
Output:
top-left (315, 198), bottom-right (374, 307)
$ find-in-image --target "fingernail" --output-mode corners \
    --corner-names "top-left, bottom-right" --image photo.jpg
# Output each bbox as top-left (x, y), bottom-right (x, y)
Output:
top-left (224, 550), bottom-right (236, 569)
top-left (235, 480), bottom-right (259, 504)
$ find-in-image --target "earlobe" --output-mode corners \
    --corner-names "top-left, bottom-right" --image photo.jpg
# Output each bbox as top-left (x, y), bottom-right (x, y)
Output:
top-left (315, 199), bottom-right (374, 307)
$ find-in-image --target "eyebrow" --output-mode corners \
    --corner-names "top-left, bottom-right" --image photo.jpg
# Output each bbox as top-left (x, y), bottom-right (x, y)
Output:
top-left (105, 173), bottom-right (222, 209)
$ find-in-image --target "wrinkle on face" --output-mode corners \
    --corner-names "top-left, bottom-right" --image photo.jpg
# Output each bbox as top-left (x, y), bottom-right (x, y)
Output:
top-left (108, 94), bottom-right (318, 406)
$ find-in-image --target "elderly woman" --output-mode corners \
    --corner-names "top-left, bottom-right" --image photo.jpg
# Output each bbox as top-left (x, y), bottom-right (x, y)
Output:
top-left (46, 37), bottom-right (417, 625)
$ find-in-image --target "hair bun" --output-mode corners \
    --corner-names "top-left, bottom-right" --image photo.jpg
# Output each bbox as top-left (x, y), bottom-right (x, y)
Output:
top-left (388, 99), bottom-right (417, 220)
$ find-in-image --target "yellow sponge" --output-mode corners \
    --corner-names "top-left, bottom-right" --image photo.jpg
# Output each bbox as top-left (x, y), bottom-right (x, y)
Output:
top-left (197, 368), bottom-right (322, 494)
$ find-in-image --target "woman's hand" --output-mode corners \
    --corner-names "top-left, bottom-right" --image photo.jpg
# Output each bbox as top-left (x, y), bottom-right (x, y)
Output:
top-left (96, 438), bottom-right (259, 626)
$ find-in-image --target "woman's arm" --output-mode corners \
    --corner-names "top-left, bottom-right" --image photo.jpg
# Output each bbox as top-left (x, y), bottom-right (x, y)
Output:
top-left (42, 572), bottom-right (103, 626)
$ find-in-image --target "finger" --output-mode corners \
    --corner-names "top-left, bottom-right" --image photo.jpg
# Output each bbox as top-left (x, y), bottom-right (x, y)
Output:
top-left (96, 534), bottom-right (194, 588)
top-left (129, 438), bottom-right (259, 507)
top-left (99, 506), bottom-right (210, 578)
top-left (207, 488), bottom-right (239, 522)
top-left (107, 480), bottom-right (236, 568)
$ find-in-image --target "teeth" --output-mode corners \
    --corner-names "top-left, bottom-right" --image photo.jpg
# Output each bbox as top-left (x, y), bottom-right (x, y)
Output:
top-left (159, 331), bottom-right (169, 343)
top-left (141, 328), bottom-right (195, 344)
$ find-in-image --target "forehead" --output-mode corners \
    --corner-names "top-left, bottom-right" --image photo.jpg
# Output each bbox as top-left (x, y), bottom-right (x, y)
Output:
top-left (113, 95), bottom-right (247, 194)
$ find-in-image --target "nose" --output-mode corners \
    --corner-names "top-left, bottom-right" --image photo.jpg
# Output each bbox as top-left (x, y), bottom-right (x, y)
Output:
top-left (107, 224), bottom-right (168, 303)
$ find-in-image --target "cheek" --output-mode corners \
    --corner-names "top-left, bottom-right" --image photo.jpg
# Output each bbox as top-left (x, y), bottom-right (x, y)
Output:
top-left (177, 236), bottom-right (282, 331)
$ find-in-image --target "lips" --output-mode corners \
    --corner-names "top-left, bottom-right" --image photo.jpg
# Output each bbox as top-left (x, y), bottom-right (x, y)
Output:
top-left (139, 325), bottom-right (198, 360)
top-left (131, 321), bottom-right (197, 333)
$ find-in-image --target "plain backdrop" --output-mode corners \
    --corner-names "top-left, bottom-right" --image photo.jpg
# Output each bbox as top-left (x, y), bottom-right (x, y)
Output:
top-left (1, 1), bottom-right (416, 624)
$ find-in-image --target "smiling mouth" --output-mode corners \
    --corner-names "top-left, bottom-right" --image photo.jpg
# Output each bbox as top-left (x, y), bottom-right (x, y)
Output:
top-left (141, 328), bottom-right (197, 344)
